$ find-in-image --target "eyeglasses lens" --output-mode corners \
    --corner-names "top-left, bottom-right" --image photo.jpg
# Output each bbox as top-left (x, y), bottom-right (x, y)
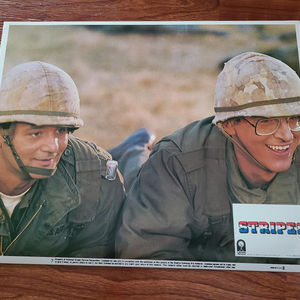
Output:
top-left (256, 119), bottom-right (279, 135)
top-left (289, 117), bottom-right (300, 131)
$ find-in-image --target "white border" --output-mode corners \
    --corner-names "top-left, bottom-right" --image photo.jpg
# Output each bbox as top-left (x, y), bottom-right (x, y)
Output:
top-left (0, 22), bottom-right (9, 85)
top-left (0, 256), bottom-right (299, 272)
top-left (0, 20), bottom-right (300, 272)
top-left (296, 22), bottom-right (300, 72)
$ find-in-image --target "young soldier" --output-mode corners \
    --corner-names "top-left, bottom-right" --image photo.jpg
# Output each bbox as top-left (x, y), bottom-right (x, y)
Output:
top-left (0, 61), bottom-right (124, 257)
top-left (116, 52), bottom-right (300, 262)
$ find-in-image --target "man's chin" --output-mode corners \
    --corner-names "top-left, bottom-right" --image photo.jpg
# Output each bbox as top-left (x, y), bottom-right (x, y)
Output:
top-left (264, 161), bottom-right (292, 174)
top-left (28, 168), bottom-right (57, 179)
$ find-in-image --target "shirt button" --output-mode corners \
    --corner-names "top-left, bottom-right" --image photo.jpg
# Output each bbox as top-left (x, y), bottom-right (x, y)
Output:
top-left (64, 148), bottom-right (71, 156)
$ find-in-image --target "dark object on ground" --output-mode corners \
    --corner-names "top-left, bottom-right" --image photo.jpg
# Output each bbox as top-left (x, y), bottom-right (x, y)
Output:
top-left (108, 128), bottom-right (155, 161)
top-left (84, 25), bottom-right (228, 36)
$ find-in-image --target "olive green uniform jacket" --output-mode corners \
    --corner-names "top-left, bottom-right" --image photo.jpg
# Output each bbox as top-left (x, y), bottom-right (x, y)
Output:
top-left (0, 136), bottom-right (124, 257)
top-left (116, 116), bottom-right (300, 263)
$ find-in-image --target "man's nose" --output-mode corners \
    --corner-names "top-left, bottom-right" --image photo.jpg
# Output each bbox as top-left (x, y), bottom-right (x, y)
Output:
top-left (273, 119), bottom-right (294, 141)
top-left (41, 133), bottom-right (59, 153)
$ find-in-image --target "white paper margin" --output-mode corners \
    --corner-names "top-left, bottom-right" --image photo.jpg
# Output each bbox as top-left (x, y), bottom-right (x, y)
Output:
top-left (0, 256), bottom-right (299, 272)
top-left (0, 20), bottom-right (300, 273)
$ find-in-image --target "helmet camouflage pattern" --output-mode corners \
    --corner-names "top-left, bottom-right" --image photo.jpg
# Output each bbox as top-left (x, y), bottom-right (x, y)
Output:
top-left (213, 52), bottom-right (300, 124)
top-left (0, 61), bottom-right (84, 178)
top-left (0, 61), bottom-right (83, 128)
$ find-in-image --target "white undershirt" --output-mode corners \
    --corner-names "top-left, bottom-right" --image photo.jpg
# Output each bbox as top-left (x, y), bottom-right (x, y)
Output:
top-left (0, 188), bottom-right (30, 217)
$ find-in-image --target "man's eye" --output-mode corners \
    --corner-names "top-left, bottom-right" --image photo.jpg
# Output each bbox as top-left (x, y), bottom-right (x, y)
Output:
top-left (31, 132), bottom-right (40, 137)
top-left (57, 128), bottom-right (68, 134)
top-left (290, 116), bottom-right (300, 122)
top-left (259, 119), bottom-right (272, 124)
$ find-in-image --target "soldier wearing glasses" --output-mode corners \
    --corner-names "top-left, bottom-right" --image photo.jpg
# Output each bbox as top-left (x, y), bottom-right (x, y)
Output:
top-left (116, 52), bottom-right (300, 262)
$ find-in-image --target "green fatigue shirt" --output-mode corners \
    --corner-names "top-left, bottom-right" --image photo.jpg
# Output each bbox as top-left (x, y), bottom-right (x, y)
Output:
top-left (116, 116), bottom-right (300, 263)
top-left (0, 136), bottom-right (125, 257)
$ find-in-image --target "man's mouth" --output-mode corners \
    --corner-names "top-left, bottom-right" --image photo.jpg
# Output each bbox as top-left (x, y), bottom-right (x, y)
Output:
top-left (34, 158), bottom-right (56, 167)
top-left (267, 144), bottom-right (290, 151)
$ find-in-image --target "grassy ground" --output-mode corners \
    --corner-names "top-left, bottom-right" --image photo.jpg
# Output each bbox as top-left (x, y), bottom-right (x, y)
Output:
top-left (2, 24), bottom-right (297, 149)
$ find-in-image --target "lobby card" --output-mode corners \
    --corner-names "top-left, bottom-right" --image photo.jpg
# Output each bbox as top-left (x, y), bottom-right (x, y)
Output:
top-left (0, 21), bottom-right (299, 272)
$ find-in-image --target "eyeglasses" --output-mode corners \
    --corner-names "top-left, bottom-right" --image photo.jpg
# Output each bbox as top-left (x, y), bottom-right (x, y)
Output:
top-left (243, 117), bottom-right (300, 136)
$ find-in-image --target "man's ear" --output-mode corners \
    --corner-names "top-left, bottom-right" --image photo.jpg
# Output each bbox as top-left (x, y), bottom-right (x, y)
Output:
top-left (222, 119), bottom-right (237, 136)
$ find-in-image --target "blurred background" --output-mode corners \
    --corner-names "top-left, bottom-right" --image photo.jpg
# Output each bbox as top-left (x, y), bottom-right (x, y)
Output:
top-left (1, 23), bottom-right (299, 149)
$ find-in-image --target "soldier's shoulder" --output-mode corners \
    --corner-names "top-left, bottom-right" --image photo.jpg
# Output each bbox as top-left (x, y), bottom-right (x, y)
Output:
top-left (154, 116), bottom-right (224, 154)
top-left (68, 135), bottom-right (112, 161)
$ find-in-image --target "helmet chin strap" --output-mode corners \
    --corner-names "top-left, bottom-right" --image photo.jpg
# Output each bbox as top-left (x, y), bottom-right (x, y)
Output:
top-left (217, 123), bottom-right (274, 173)
top-left (3, 135), bottom-right (56, 179)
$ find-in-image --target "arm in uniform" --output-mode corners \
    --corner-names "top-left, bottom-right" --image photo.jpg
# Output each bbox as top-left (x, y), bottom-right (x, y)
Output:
top-left (115, 141), bottom-right (197, 260)
top-left (61, 138), bottom-right (125, 258)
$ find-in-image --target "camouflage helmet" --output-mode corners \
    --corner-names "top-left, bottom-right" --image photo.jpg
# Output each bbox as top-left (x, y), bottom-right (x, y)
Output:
top-left (213, 52), bottom-right (300, 124)
top-left (0, 61), bottom-right (84, 128)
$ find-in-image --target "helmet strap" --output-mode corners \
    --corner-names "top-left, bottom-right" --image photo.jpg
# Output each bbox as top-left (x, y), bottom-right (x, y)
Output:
top-left (217, 123), bottom-right (273, 173)
top-left (2, 130), bottom-right (56, 179)
top-left (3, 134), bottom-right (32, 180)
top-left (25, 166), bottom-right (56, 177)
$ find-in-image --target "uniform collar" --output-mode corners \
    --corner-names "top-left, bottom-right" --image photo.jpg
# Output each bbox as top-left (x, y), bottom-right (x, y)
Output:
top-left (16, 160), bottom-right (81, 227)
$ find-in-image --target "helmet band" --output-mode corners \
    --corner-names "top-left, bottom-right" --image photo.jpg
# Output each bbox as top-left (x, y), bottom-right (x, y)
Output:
top-left (0, 110), bottom-right (77, 117)
top-left (215, 96), bottom-right (300, 113)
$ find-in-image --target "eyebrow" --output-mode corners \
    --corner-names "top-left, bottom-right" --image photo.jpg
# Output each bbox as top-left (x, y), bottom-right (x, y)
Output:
top-left (26, 124), bottom-right (67, 129)
top-left (22, 123), bottom-right (48, 130)
top-left (28, 125), bottom-right (44, 129)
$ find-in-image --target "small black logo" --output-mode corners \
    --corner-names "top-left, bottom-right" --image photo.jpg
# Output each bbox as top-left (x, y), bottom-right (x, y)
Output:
top-left (237, 239), bottom-right (246, 255)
